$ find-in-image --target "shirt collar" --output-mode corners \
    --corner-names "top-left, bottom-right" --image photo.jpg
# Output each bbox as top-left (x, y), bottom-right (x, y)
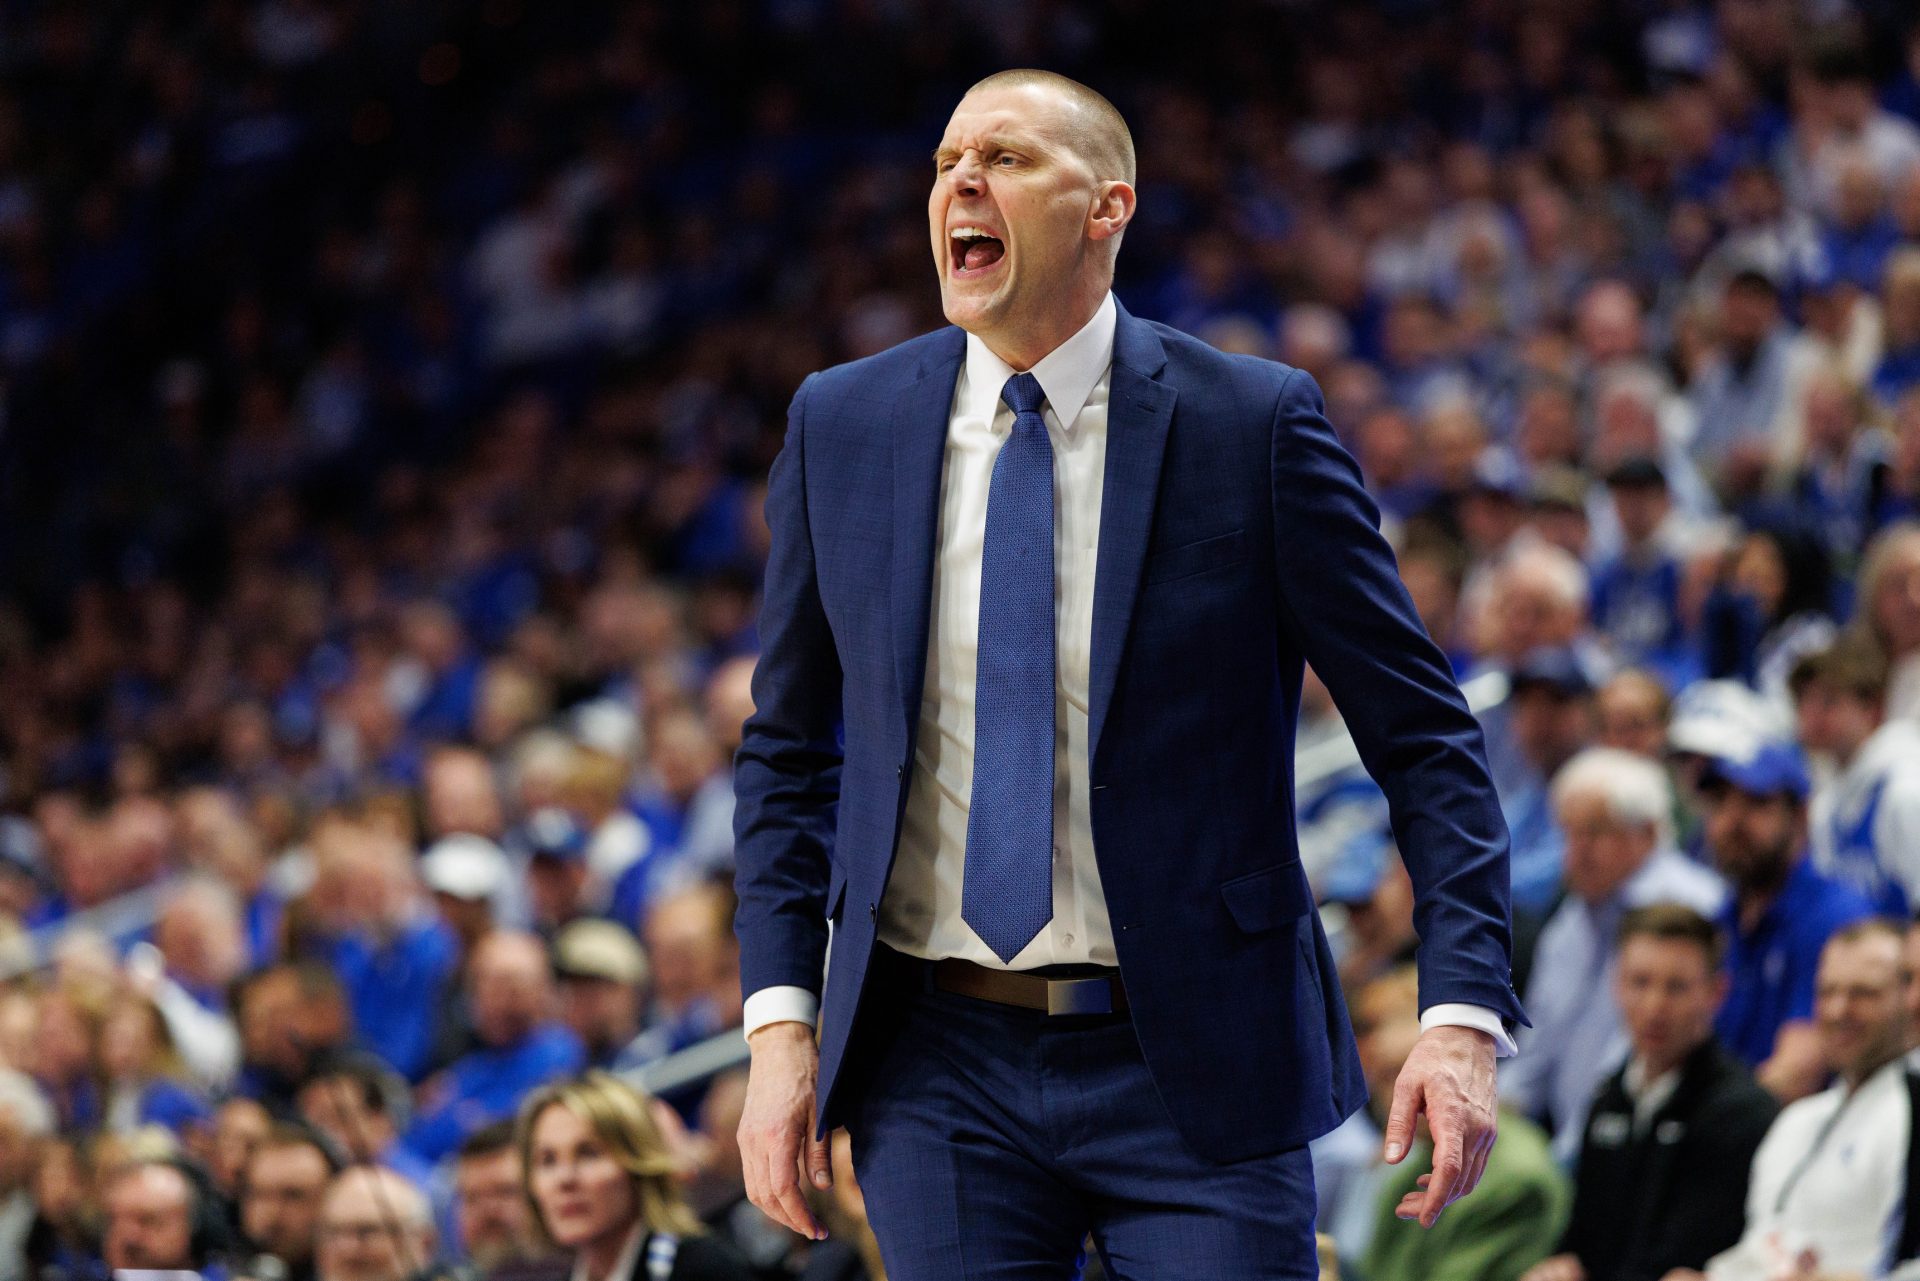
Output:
top-left (962, 291), bottom-right (1117, 432)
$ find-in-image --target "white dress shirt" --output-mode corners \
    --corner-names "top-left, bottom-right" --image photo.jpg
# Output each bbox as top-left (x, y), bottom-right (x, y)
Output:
top-left (1707, 1057), bottom-right (1910, 1281)
top-left (744, 293), bottom-right (1511, 1054)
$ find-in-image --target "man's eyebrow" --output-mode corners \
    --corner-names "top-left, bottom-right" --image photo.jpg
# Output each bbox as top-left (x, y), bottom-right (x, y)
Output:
top-left (932, 134), bottom-right (1047, 166)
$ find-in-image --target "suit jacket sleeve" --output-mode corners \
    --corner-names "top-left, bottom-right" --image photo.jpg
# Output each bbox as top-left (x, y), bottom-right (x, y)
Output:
top-left (1268, 369), bottom-right (1525, 1025)
top-left (733, 373), bottom-right (844, 998)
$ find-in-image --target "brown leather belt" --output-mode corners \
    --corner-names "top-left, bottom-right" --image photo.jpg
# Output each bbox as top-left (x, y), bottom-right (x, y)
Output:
top-left (931, 957), bottom-right (1129, 1016)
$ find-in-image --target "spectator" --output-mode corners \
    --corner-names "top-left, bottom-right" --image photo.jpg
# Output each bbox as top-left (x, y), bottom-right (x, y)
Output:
top-left (1791, 634), bottom-right (1920, 915)
top-left (0, 1070), bottom-right (54, 1280)
top-left (1698, 524), bottom-right (1838, 710)
top-left (294, 1054), bottom-right (434, 1188)
top-left (1689, 269), bottom-right (1799, 495)
top-left (1521, 905), bottom-right (1776, 1281)
top-left (1468, 541), bottom-right (1593, 797)
top-left (1782, 366), bottom-right (1880, 560)
top-left (630, 885), bottom-right (742, 1076)
top-left (423, 747), bottom-right (509, 845)
top-left (454, 1120), bottom-right (565, 1279)
top-left (315, 1165), bottom-right (437, 1281)
top-left (520, 809), bottom-right (596, 936)
top-left (1698, 740), bottom-right (1874, 1099)
top-left (102, 1157), bottom-right (224, 1274)
top-left (231, 962), bottom-right (352, 1111)
top-left (1526, 467), bottom-right (1593, 563)
top-left (1591, 459), bottom-right (1694, 686)
top-left (567, 750), bottom-right (652, 909)
top-left (31, 983), bottom-right (103, 1131)
top-left (1501, 646), bottom-right (1602, 913)
top-left (1873, 245), bottom-right (1920, 409)
top-left (238, 1123), bottom-right (341, 1281)
top-left (678, 657), bottom-right (756, 883)
top-left (209, 1097), bottom-right (273, 1201)
top-left (1504, 748), bottom-right (1724, 1161)
top-left (146, 877), bottom-right (249, 1087)
top-left (1855, 520), bottom-right (1920, 718)
top-left (404, 931), bottom-right (583, 1163)
top-left (1356, 967), bottom-right (1569, 1281)
top-left (519, 1071), bottom-right (752, 1281)
top-left (1593, 669), bottom-right (1672, 762)
top-left (421, 833), bottom-right (511, 962)
top-left (99, 989), bottom-right (212, 1137)
top-left (552, 919), bottom-right (650, 1072)
top-left (305, 824), bottom-right (459, 1082)
top-left (1675, 920), bottom-right (1913, 1281)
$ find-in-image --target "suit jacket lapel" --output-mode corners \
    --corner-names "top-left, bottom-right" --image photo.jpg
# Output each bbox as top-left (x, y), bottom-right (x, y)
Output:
top-left (888, 310), bottom-right (1173, 767)
top-left (1088, 306), bottom-right (1174, 765)
top-left (891, 328), bottom-right (966, 745)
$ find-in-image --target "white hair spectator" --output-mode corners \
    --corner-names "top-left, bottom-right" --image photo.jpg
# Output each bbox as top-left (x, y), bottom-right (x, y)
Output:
top-left (1500, 539), bottom-right (1591, 614)
top-left (1550, 746), bottom-right (1675, 849)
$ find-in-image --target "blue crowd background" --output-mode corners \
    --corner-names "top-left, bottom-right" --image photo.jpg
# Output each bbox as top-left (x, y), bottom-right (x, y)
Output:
top-left (5, 1), bottom-right (1920, 1279)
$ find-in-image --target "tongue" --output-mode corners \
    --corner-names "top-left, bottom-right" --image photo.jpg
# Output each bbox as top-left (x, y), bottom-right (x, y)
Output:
top-left (963, 239), bottom-right (1004, 270)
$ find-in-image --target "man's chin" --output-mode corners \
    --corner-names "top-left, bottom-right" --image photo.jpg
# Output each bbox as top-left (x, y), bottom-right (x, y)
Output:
top-left (940, 285), bottom-right (1004, 332)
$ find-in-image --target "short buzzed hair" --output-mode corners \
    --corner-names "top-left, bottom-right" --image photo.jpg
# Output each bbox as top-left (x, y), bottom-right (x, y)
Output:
top-left (964, 69), bottom-right (1135, 185)
top-left (1617, 902), bottom-right (1723, 971)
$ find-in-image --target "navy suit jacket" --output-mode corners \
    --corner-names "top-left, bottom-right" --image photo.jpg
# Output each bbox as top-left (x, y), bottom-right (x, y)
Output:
top-left (734, 301), bottom-right (1525, 1163)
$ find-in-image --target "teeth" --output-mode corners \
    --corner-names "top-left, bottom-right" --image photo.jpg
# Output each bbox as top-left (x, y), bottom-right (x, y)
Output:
top-left (951, 227), bottom-right (996, 240)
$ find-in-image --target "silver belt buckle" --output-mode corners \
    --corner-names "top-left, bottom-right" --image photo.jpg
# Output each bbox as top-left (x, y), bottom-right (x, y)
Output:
top-left (1045, 976), bottom-right (1114, 1016)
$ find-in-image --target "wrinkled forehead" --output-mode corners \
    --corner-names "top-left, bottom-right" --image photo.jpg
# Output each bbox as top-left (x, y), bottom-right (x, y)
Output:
top-left (938, 86), bottom-right (1077, 158)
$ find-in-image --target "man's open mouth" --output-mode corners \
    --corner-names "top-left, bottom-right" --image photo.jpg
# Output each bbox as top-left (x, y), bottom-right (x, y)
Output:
top-left (950, 226), bottom-right (1006, 276)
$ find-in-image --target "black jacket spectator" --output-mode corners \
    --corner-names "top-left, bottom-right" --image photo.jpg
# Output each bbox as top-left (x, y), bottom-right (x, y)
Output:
top-left (1559, 1038), bottom-right (1779, 1281)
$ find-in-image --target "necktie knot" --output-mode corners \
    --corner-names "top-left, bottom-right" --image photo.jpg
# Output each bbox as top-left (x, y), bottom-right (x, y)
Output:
top-left (1001, 372), bottom-right (1046, 418)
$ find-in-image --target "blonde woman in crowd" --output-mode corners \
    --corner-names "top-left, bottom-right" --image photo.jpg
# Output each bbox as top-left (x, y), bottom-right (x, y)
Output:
top-left (1854, 520), bottom-right (1920, 718)
top-left (520, 1072), bottom-right (751, 1281)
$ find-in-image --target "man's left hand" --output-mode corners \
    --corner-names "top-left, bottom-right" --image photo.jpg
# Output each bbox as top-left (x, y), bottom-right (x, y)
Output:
top-left (1383, 1024), bottom-right (1498, 1228)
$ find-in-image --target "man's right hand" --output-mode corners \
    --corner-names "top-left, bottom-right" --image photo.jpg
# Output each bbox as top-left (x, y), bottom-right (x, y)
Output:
top-left (739, 1021), bottom-right (831, 1241)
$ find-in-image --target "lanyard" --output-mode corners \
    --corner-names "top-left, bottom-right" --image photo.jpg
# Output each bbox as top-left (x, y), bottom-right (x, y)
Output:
top-left (645, 1233), bottom-right (680, 1281)
top-left (1774, 1080), bottom-right (1871, 1216)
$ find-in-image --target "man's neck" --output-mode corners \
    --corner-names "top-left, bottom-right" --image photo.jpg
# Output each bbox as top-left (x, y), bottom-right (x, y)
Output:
top-left (1634, 1036), bottom-right (1702, 1084)
top-left (1841, 1047), bottom-right (1903, 1093)
top-left (973, 285), bottom-right (1109, 372)
top-left (1735, 882), bottom-right (1781, 934)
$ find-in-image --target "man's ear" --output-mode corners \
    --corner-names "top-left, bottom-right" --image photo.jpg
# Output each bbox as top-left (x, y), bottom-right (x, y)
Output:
top-left (1088, 180), bottom-right (1136, 244)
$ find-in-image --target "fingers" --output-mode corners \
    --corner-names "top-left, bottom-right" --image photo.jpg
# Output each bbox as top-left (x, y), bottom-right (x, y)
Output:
top-left (1382, 1071), bottom-right (1422, 1164)
top-left (1419, 1115), bottom-right (1466, 1228)
top-left (769, 1125), bottom-right (824, 1240)
top-left (1456, 1113), bottom-right (1496, 1205)
top-left (807, 1127), bottom-right (833, 1190)
top-left (739, 1106), bottom-right (824, 1240)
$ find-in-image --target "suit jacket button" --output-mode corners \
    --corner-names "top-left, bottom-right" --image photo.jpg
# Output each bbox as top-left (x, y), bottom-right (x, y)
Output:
top-left (868, 902), bottom-right (877, 921)
top-left (896, 764), bottom-right (904, 778)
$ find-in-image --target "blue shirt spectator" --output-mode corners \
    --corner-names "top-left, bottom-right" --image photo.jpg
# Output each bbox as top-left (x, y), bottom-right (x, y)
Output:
top-left (322, 914), bottom-right (460, 1085)
top-left (402, 931), bottom-right (584, 1163)
top-left (1715, 853), bottom-right (1873, 1067)
top-left (1700, 735), bottom-right (1874, 1075)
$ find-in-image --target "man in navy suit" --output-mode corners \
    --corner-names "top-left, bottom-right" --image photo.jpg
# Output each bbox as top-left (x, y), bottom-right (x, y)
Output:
top-left (733, 69), bottom-right (1526, 1278)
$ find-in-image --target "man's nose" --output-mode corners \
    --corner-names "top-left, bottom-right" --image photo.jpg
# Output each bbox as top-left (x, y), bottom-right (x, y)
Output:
top-left (946, 151), bottom-right (986, 195)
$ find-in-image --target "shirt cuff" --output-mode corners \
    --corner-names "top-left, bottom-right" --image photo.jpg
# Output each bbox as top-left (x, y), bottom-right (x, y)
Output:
top-left (1421, 1002), bottom-right (1518, 1058)
top-left (743, 986), bottom-right (819, 1036)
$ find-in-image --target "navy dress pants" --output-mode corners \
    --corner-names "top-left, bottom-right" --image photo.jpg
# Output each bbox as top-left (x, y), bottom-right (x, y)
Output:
top-left (843, 948), bottom-right (1319, 1280)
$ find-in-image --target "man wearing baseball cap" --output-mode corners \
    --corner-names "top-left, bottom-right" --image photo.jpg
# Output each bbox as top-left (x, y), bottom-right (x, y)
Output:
top-left (1699, 738), bottom-right (1875, 1101)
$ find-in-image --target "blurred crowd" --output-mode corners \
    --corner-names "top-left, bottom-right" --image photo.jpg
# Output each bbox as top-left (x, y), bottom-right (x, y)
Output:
top-left (5, 0), bottom-right (1920, 1279)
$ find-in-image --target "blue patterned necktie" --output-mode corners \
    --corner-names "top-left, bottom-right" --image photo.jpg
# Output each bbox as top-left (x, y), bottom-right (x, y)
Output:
top-left (963, 371), bottom-right (1056, 963)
